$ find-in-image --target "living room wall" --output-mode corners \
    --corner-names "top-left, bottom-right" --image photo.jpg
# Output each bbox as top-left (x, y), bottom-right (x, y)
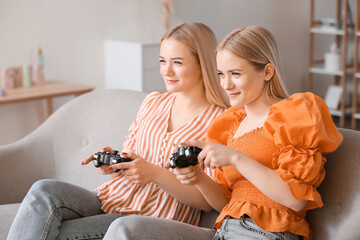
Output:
top-left (0, 0), bottom-right (312, 144)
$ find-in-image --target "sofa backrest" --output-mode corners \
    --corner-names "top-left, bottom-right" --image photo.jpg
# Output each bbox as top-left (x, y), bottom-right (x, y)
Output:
top-left (307, 128), bottom-right (360, 239)
top-left (49, 89), bottom-right (148, 191)
top-left (0, 89), bottom-right (147, 205)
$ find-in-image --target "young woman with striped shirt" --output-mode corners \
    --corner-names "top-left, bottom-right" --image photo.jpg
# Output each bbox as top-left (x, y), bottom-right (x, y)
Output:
top-left (7, 22), bottom-right (229, 240)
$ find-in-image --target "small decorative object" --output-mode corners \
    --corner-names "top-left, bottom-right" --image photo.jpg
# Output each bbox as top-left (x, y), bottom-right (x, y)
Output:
top-left (1, 68), bottom-right (17, 89)
top-left (320, 18), bottom-right (337, 30)
top-left (35, 48), bottom-right (45, 85)
top-left (162, 0), bottom-right (174, 31)
top-left (324, 85), bottom-right (343, 110)
top-left (325, 43), bottom-right (341, 71)
top-left (22, 65), bottom-right (32, 87)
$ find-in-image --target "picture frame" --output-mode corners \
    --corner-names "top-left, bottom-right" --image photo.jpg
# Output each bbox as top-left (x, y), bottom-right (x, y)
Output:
top-left (324, 85), bottom-right (343, 110)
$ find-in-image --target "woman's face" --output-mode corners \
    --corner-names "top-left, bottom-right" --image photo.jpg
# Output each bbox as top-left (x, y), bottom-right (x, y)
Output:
top-left (216, 49), bottom-right (266, 108)
top-left (159, 39), bottom-right (203, 93)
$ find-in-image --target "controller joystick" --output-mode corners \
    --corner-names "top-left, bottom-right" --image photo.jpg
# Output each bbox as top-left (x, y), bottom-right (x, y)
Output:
top-left (93, 150), bottom-right (132, 173)
top-left (169, 146), bottom-right (202, 168)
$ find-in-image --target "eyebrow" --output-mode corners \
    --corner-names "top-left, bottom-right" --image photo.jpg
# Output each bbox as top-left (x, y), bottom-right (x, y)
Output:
top-left (217, 68), bottom-right (242, 72)
top-left (159, 56), bottom-right (185, 60)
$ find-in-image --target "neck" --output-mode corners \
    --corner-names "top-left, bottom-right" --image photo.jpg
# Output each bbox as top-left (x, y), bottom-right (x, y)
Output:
top-left (174, 84), bottom-right (210, 109)
top-left (244, 96), bottom-right (271, 119)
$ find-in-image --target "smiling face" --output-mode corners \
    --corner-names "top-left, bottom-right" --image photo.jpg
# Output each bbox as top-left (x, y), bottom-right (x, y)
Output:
top-left (159, 39), bottom-right (203, 93)
top-left (216, 49), bottom-right (268, 108)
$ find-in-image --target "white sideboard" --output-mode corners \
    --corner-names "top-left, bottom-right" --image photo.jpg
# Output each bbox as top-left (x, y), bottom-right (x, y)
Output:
top-left (105, 40), bottom-right (165, 93)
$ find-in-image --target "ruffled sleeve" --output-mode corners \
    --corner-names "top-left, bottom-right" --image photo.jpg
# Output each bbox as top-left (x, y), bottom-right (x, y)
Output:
top-left (206, 107), bottom-right (246, 145)
top-left (263, 92), bottom-right (343, 210)
top-left (206, 107), bottom-right (246, 199)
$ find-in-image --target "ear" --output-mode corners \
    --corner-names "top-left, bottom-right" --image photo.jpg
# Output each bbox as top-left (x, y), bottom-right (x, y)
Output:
top-left (264, 63), bottom-right (275, 81)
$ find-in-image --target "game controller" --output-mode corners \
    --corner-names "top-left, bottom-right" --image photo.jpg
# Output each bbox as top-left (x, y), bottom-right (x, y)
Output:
top-left (169, 146), bottom-right (202, 168)
top-left (93, 150), bottom-right (132, 173)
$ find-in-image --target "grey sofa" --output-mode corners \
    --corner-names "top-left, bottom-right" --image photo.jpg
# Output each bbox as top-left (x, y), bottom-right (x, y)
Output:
top-left (0, 89), bottom-right (359, 239)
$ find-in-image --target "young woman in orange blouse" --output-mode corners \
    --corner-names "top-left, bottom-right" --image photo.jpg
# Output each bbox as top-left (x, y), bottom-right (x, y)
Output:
top-left (7, 22), bottom-right (229, 240)
top-left (103, 26), bottom-right (343, 240)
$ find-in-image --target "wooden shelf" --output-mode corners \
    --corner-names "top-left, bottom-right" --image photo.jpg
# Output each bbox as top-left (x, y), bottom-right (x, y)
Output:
top-left (352, 0), bottom-right (360, 129)
top-left (353, 112), bottom-right (360, 119)
top-left (310, 27), bottom-right (346, 35)
top-left (329, 107), bottom-right (352, 117)
top-left (308, 0), bottom-right (352, 128)
top-left (309, 65), bottom-right (352, 76)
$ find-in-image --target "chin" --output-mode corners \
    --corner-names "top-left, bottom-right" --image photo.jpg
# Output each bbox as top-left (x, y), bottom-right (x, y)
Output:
top-left (165, 85), bottom-right (180, 93)
top-left (230, 100), bottom-right (244, 108)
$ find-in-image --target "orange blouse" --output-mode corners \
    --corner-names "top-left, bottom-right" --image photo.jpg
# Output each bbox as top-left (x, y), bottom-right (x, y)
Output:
top-left (206, 92), bottom-right (343, 240)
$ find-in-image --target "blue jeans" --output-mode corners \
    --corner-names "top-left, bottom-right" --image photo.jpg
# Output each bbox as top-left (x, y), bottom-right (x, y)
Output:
top-left (103, 215), bottom-right (300, 240)
top-left (7, 179), bottom-right (125, 240)
top-left (103, 215), bottom-right (215, 240)
top-left (213, 216), bottom-right (300, 240)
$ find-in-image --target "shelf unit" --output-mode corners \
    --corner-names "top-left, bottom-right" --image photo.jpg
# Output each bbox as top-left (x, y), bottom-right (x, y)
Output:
top-left (308, 0), bottom-right (353, 128)
top-left (353, 0), bottom-right (360, 128)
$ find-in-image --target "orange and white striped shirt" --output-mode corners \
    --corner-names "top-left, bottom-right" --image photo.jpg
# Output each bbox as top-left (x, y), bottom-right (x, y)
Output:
top-left (96, 92), bottom-right (224, 226)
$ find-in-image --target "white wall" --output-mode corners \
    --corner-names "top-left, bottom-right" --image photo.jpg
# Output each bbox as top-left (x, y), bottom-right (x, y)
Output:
top-left (0, 0), bottom-right (312, 144)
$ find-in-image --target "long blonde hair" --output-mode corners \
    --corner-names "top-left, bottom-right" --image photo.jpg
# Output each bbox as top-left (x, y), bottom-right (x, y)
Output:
top-left (217, 26), bottom-right (289, 104)
top-left (161, 22), bottom-right (230, 108)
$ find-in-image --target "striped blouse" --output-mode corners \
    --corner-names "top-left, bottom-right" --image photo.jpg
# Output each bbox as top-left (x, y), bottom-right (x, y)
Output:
top-left (96, 92), bottom-right (224, 226)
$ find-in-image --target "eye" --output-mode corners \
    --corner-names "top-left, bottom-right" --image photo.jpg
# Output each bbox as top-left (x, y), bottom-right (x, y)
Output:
top-left (174, 61), bottom-right (182, 65)
top-left (217, 71), bottom-right (225, 78)
top-left (232, 72), bottom-right (240, 77)
top-left (159, 59), bottom-right (166, 64)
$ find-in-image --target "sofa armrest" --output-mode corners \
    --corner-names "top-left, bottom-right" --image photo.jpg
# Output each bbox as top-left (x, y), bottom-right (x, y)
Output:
top-left (0, 129), bottom-right (56, 204)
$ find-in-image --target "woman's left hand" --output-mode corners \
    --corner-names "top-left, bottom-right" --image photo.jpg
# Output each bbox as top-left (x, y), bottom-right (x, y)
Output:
top-left (173, 165), bottom-right (203, 185)
top-left (109, 152), bottom-right (158, 185)
top-left (180, 140), bottom-right (242, 168)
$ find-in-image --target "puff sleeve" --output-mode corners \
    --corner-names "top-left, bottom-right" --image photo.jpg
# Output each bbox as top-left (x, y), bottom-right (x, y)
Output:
top-left (206, 107), bottom-right (247, 199)
top-left (263, 92), bottom-right (343, 210)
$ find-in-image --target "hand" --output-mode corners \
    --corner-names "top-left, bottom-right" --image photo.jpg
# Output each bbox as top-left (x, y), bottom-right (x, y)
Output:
top-left (81, 146), bottom-right (114, 175)
top-left (173, 165), bottom-right (203, 186)
top-left (109, 152), bottom-right (159, 185)
top-left (180, 140), bottom-right (242, 168)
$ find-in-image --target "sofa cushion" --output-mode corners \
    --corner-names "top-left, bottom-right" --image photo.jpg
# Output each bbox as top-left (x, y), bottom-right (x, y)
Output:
top-left (0, 203), bottom-right (20, 240)
top-left (307, 128), bottom-right (360, 239)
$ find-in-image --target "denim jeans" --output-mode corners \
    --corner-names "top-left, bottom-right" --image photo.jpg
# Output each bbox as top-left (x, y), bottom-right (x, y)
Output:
top-left (7, 179), bottom-right (125, 240)
top-left (213, 216), bottom-right (300, 240)
top-left (103, 215), bottom-right (216, 240)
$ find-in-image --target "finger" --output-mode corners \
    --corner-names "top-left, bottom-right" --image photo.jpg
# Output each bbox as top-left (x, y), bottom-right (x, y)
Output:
top-left (82, 153), bottom-right (95, 165)
top-left (165, 162), bottom-right (171, 169)
top-left (176, 170), bottom-right (198, 181)
top-left (179, 140), bottom-right (207, 149)
top-left (174, 166), bottom-right (195, 175)
top-left (109, 162), bottom-right (133, 170)
top-left (123, 151), bottom-right (140, 160)
top-left (102, 146), bottom-right (114, 153)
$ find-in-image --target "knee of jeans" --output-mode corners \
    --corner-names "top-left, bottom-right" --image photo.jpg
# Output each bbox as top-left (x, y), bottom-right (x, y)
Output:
top-left (31, 179), bottom-right (56, 191)
top-left (28, 179), bottom-right (62, 199)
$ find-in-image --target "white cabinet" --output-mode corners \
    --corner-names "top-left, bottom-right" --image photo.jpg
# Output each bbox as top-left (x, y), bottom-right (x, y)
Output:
top-left (105, 40), bottom-right (165, 93)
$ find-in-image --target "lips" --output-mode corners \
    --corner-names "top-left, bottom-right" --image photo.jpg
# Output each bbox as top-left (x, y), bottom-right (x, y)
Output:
top-left (166, 80), bottom-right (178, 84)
top-left (227, 92), bottom-right (240, 98)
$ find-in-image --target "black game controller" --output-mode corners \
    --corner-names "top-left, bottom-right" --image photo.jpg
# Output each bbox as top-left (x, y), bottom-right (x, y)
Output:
top-left (169, 146), bottom-right (202, 168)
top-left (93, 150), bottom-right (132, 173)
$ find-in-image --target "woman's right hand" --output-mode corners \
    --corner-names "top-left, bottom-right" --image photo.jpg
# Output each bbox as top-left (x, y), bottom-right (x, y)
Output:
top-left (82, 146), bottom-right (116, 175)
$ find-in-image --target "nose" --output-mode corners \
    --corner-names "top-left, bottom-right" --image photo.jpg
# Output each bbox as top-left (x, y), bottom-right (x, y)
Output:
top-left (162, 62), bottom-right (174, 76)
top-left (221, 75), bottom-right (234, 90)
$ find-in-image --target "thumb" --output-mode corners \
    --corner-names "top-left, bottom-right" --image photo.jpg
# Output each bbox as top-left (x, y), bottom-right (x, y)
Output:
top-left (122, 151), bottom-right (140, 160)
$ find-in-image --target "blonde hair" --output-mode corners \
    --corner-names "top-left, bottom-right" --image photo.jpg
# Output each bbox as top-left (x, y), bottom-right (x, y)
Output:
top-left (217, 26), bottom-right (289, 104)
top-left (161, 22), bottom-right (230, 108)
